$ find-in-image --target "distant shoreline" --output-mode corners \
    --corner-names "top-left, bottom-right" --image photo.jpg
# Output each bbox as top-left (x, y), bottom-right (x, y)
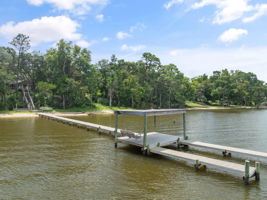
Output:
top-left (0, 110), bottom-right (114, 118)
top-left (0, 106), bottom-right (265, 118)
top-left (186, 106), bottom-right (262, 111)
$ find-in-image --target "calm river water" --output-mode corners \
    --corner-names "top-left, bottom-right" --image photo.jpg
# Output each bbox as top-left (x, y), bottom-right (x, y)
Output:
top-left (0, 109), bottom-right (267, 199)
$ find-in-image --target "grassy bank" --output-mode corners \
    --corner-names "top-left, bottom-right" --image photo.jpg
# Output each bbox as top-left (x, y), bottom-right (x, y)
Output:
top-left (53, 103), bottom-right (133, 113)
top-left (185, 101), bottom-right (257, 109)
top-left (0, 103), bottom-right (132, 114)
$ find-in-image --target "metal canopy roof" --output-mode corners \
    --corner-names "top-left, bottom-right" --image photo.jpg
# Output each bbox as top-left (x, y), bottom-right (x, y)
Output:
top-left (114, 109), bottom-right (186, 116)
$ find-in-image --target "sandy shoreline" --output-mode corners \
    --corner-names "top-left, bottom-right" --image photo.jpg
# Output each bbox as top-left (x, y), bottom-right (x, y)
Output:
top-left (0, 113), bottom-right (39, 118)
top-left (0, 107), bottom-right (263, 118)
top-left (0, 107), bottom-right (265, 119)
top-left (0, 110), bottom-right (114, 118)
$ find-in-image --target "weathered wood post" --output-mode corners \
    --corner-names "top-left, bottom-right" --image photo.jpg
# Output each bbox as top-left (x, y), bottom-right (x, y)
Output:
top-left (114, 112), bottom-right (119, 148)
top-left (194, 160), bottom-right (200, 170)
top-left (255, 162), bottom-right (260, 181)
top-left (244, 160), bottom-right (250, 184)
top-left (183, 113), bottom-right (188, 140)
top-left (143, 113), bottom-right (147, 152)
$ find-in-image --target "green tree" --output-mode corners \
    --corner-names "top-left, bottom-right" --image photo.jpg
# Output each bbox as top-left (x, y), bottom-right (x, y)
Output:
top-left (36, 81), bottom-right (56, 107)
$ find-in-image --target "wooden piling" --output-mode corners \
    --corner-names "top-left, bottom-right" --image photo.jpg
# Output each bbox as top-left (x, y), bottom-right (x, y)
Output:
top-left (255, 162), bottom-right (260, 181)
top-left (244, 160), bottom-right (250, 184)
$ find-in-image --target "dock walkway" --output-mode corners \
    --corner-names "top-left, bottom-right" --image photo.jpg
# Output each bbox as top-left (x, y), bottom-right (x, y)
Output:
top-left (39, 113), bottom-right (117, 135)
top-left (151, 147), bottom-right (257, 179)
top-left (181, 140), bottom-right (267, 164)
top-left (39, 112), bottom-right (261, 182)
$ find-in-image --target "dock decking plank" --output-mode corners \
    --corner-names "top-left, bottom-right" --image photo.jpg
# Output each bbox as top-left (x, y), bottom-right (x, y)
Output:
top-left (181, 140), bottom-right (267, 160)
top-left (151, 147), bottom-right (256, 178)
top-left (39, 113), bottom-right (117, 135)
top-left (117, 132), bottom-right (178, 148)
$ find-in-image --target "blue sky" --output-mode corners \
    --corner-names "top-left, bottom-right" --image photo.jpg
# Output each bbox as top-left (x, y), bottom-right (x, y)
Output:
top-left (1, 0), bottom-right (267, 81)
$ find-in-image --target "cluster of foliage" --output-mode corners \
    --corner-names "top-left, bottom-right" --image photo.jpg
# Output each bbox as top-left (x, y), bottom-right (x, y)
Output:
top-left (191, 70), bottom-right (267, 107)
top-left (0, 34), bottom-right (266, 110)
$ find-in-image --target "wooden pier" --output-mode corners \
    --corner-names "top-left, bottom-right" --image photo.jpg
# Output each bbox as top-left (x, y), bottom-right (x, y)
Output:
top-left (38, 111), bottom-right (263, 183)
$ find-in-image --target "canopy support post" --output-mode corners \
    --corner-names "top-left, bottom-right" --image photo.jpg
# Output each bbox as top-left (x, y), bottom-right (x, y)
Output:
top-left (183, 113), bottom-right (188, 140)
top-left (114, 113), bottom-right (119, 148)
top-left (143, 114), bottom-right (147, 151)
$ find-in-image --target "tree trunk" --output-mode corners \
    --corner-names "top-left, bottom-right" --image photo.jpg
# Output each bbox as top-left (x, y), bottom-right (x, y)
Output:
top-left (3, 86), bottom-right (7, 110)
top-left (159, 93), bottom-right (162, 108)
top-left (169, 89), bottom-right (171, 108)
top-left (109, 88), bottom-right (113, 107)
top-left (131, 95), bottom-right (134, 108)
top-left (62, 94), bottom-right (66, 109)
top-left (21, 86), bottom-right (31, 110)
top-left (26, 86), bottom-right (35, 110)
top-left (62, 58), bottom-right (66, 75)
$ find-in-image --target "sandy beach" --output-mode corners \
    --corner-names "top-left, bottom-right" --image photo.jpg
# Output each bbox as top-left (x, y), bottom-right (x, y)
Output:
top-left (0, 110), bottom-right (114, 118)
top-left (0, 107), bottom-right (261, 118)
top-left (0, 113), bottom-right (38, 118)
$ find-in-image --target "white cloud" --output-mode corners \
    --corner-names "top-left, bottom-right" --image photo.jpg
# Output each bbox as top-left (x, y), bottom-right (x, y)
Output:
top-left (116, 31), bottom-right (131, 40)
top-left (102, 37), bottom-right (110, 42)
top-left (121, 44), bottom-right (146, 52)
top-left (76, 40), bottom-right (91, 48)
top-left (129, 23), bottom-right (146, 33)
top-left (189, 0), bottom-right (267, 24)
top-left (26, 0), bottom-right (108, 15)
top-left (96, 14), bottom-right (104, 22)
top-left (164, 0), bottom-right (184, 10)
top-left (192, 0), bottom-right (252, 24)
top-left (164, 47), bottom-right (267, 81)
top-left (169, 49), bottom-right (185, 56)
top-left (0, 16), bottom-right (82, 46)
top-left (219, 28), bottom-right (248, 43)
top-left (243, 4), bottom-right (267, 23)
top-left (115, 23), bottom-right (145, 42)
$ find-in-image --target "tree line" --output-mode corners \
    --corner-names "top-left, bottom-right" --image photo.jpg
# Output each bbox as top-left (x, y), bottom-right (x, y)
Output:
top-left (0, 34), bottom-right (266, 110)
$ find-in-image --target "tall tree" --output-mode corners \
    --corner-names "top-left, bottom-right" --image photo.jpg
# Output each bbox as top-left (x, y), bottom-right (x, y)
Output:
top-left (9, 34), bottom-right (36, 109)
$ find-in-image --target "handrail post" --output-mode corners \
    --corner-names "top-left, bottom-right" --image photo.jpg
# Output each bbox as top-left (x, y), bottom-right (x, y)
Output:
top-left (114, 113), bottom-right (119, 148)
top-left (143, 114), bottom-right (147, 151)
top-left (183, 113), bottom-right (188, 140)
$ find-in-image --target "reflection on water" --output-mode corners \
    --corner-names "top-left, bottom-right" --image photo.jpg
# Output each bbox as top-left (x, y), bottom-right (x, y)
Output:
top-left (0, 109), bottom-right (267, 199)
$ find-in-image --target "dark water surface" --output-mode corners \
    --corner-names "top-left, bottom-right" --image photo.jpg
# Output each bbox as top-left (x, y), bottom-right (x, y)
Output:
top-left (1, 109), bottom-right (267, 199)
